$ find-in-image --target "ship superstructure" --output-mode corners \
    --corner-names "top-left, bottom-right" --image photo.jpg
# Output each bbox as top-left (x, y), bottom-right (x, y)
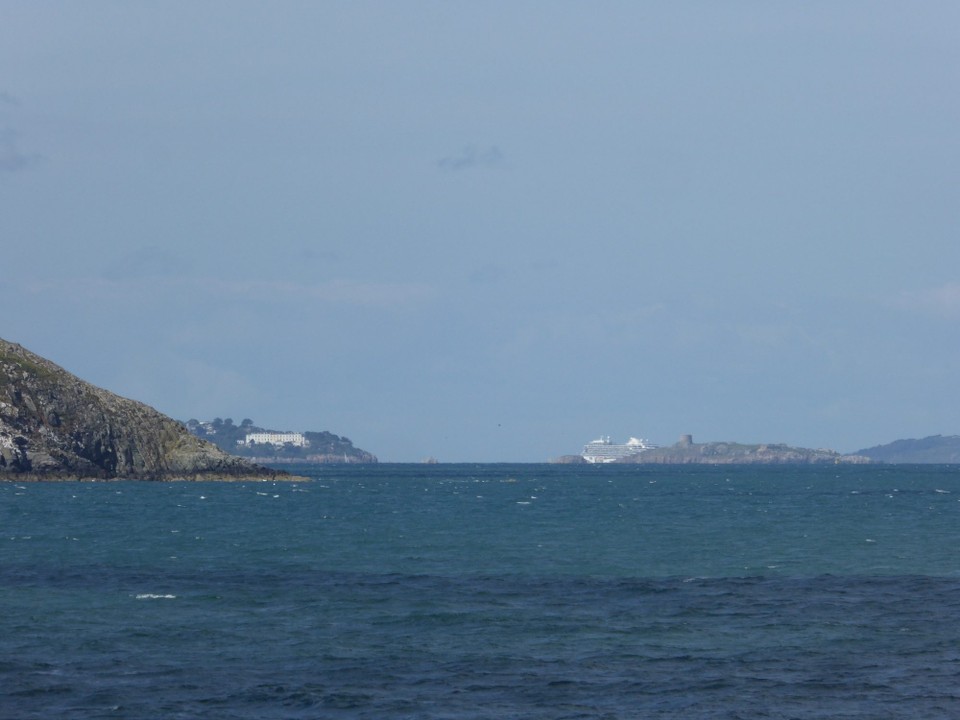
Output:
top-left (581, 436), bottom-right (658, 463)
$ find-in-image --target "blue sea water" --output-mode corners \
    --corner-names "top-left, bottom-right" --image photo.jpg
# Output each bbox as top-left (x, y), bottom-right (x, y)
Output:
top-left (3, 463), bottom-right (960, 719)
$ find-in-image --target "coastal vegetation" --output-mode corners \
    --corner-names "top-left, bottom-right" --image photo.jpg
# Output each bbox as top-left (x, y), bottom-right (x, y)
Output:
top-left (184, 418), bottom-right (377, 463)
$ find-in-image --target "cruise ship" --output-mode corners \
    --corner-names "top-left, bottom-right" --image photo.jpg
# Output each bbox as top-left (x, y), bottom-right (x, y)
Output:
top-left (581, 436), bottom-right (658, 463)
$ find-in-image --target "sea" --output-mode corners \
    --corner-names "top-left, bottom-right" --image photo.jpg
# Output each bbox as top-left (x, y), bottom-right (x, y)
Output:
top-left (3, 463), bottom-right (960, 719)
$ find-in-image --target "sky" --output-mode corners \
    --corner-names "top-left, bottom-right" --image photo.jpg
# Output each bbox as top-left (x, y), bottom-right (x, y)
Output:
top-left (2, 2), bottom-right (959, 461)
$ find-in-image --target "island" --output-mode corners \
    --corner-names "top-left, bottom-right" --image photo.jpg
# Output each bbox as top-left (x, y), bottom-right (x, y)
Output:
top-left (626, 437), bottom-right (872, 464)
top-left (555, 434), bottom-right (873, 465)
top-left (0, 338), bottom-right (285, 481)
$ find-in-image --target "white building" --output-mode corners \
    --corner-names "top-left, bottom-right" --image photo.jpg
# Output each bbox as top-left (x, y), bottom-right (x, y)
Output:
top-left (243, 432), bottom-right (306, 447)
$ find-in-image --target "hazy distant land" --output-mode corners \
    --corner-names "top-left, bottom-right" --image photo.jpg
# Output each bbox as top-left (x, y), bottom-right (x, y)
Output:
top-left (555, 437), bottom-right (872, 465)
top-left (557, 435), bottom-right (960, 465)
top-left (853, 435), bottom-right (960, 464)
top-left (3, 337), bottom-right (959, 473)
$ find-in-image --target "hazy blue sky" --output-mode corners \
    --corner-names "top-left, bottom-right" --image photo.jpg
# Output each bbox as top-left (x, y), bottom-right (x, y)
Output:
top-left (2, 2), bottom-right (959, 461)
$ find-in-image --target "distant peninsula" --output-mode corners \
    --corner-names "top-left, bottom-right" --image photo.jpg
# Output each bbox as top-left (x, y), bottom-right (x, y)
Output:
top-left (854, 435), bottom-right (960, 464)
top-left (185, 418), bottom-right (377, 464)
top-left (0, 339), bottom-right (285, 481)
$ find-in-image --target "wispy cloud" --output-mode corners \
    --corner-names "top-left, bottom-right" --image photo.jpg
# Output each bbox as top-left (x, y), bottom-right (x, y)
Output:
top-left (438, 145), bottom-right (503, 172)
top-left (203, 278), bottom-right (437, 307)
top-left (0, 93), bottom-right (39, 172)
top-left (297, 246), bottom-right (342, 263)
top-left (23, 275), bottom-right (436, 310)
top-left (0, 127), bottom-right (40, 172)
top-left (102, 245), bottom-right (189, 280)
top-left (468, 263), bottom-right (506, 284)
top-left (896, 283), bottom-right (960, 318)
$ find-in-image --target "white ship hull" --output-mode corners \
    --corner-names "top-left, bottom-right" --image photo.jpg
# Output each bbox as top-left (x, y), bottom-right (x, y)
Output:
top-left (581, 436), bottom-right (657, 463)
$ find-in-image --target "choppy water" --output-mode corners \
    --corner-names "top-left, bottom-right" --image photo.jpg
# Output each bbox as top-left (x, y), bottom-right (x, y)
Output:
top-left (3, 464), bottom-right (960, 718)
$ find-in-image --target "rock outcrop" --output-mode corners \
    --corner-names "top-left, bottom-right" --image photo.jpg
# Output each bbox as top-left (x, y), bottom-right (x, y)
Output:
top-left (0, 339), bottom-right (285, 480)
top-left (551, 454), bottom-right (588, 464)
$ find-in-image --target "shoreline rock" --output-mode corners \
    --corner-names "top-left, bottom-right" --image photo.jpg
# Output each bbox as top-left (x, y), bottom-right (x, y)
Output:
top-left (0, 338), bottom-right (288, 481)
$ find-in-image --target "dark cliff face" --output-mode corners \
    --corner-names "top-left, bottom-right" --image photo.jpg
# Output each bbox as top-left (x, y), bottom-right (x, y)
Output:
top-left (0, 339), bottom-right (283, 480)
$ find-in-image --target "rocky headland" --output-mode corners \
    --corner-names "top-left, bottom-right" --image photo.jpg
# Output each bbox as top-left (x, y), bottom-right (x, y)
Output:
top-left (0, 338), bottom-right (286, 481)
